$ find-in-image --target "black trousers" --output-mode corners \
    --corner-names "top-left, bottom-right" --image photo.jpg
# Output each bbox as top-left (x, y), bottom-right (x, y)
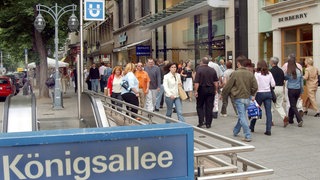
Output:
top-left (196, 86), bottom-right (215, 125)
top-left (121, 93), bottom-right (139, 118)
top-left (288, 88), bottom-right (303, 123)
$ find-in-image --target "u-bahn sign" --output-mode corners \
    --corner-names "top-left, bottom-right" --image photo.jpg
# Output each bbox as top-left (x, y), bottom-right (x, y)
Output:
top-left (0, 123), bottom-right (194, 180)
top-left (84, 0), bottom-right (105, 21)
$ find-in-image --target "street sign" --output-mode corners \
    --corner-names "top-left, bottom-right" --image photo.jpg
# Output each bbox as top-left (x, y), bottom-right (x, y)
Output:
top-left (0, 123), bottom-right (194, 180)
top-left (136, 46), bottom-right (151, 56)
top-left (84, 0), bottom-right (105, 21)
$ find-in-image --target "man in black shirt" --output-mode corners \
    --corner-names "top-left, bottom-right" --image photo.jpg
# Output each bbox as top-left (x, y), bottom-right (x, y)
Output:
top-left (269, 57), bottom-right (287, 126)
top-left (194, 56), bottom-right (219, 128)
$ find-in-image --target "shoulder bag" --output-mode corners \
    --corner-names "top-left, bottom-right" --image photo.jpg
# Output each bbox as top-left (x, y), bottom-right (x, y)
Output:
top-left (178, 86), bottom-right (188, 100)
top-left (270, 85), bottom-right (276, 103)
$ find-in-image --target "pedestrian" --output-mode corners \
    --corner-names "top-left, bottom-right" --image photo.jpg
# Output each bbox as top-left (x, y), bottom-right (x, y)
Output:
top-left (89, 63), bottom-right (100, 92)
top-left (121, 63), bottom-right (140, 120)
top-left (135, 62), bottom-right (150, 110)
top-left (163, 62), bottom-right (185, 122)
top-left (220, 60), bottom-right (237, 116)
top-left (180, 60), bottom-right (194, 102)
top-left (84, 67), bottom-right (91, 90)
top-left (284, 56), bottom-right (304, 127)
top-left (155, 58), bottom-right (165, 111)
top-left (282, 54), bottom-right (304, 119)
top-left (194, 56), bottom-right (219, 128)
top-left (99, 62), bottom-right (107, 93)
top-left (269, 57), bottom-right (287, 126)
top-left (72, 67), bottom-right (77, 93)
top-left (249, 60), bottom-right (275, 136)
top-left (107, 66), bottom-right (123, 110)
top-left (208, 58), bottom-right (224, 119)
top-left (144, 58), bottom-right (161, 112)
top-left (222, 56), bottom-right (258, 142)
top-left (302, 57), bottom-right (320, 117)
top-left (60, 67), bottom-right (69, 94)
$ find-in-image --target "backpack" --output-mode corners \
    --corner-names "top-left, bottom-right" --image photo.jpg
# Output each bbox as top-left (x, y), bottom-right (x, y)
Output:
top-left (103, 67), bottom-right (112, 82)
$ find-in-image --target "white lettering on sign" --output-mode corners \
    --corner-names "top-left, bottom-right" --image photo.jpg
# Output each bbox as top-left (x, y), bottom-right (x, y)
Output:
top-left (2, 146), bottom-right (173, 180)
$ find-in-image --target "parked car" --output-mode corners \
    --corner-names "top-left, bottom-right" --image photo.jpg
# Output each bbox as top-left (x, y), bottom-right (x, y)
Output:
top-left (0, 76), bottom-right (16, 100)
top-left (5, 74), bottom-right (19, 95)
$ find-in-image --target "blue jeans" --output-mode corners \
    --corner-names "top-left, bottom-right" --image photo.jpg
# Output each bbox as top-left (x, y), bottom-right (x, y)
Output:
top-left (250, 92), bottom-right (272, 133)
top-left (91, 79), bottom-right (99, 92)
top-left (165, 96), bottom-right (185, 122)
top-left (155, 85), bottom-right (164, 109)
top-left (233, 98), bottom-right (251, 139)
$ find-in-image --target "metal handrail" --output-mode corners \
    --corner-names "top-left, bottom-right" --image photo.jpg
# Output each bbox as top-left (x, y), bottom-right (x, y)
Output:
top-left (88, 91), bottom-right (274, 179)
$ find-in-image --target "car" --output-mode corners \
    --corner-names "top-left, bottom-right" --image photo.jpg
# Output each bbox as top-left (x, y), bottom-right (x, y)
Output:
top-left (5, 74), bottom-right (20, 95)
top-left (0, 76), bottom-right (16, 100)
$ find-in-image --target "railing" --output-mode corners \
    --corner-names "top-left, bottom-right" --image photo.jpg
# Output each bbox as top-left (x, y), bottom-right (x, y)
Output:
top-left (87, 91), bottom-right (274, 179)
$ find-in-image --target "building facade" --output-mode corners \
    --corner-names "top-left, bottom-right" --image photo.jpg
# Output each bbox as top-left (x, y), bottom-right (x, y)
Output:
top-left (256, 0), bottom-right (320, 67)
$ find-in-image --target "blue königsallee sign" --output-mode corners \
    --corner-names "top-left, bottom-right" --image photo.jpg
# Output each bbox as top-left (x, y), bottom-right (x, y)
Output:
top-left (0, 123), bottom-right (194, 180)
top-left (136, 45), bottom-right (151, 56)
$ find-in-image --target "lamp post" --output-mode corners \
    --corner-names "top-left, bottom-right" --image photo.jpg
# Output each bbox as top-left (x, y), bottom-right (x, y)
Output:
top-left (34, 3), bottom-right (79, 109)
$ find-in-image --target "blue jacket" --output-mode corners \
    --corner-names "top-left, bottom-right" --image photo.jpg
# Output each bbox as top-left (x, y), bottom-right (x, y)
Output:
top-left (285, 69), bottom-right (304, 94)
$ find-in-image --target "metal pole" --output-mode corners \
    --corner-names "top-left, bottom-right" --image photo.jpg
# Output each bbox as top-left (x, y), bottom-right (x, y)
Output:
top-left (78, 0), bottom-right (84, 118)
top-left (53, 3), bottom-right (63, 109)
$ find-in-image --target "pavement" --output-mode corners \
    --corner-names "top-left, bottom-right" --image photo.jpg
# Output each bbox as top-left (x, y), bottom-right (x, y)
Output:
top-left (5, 87), bottom-right (320, 179)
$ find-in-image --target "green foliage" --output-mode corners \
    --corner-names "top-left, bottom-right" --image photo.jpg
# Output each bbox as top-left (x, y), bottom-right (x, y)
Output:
top-left (0, 0), bottom-right (79, 70)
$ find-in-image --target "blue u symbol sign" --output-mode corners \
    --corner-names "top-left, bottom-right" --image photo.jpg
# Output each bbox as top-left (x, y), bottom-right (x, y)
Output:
top-left (85, 0), bottom-right (105, 21)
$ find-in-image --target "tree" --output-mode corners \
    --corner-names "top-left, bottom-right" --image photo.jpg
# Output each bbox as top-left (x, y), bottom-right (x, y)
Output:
top-left (0, 0), bottom-right (79, 98)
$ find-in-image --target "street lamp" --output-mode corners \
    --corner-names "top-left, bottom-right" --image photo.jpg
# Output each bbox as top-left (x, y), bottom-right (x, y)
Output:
top-left (34, 3), bottom-right (79, 109)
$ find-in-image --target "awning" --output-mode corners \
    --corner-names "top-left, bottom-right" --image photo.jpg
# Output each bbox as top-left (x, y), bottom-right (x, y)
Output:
top-left (113, 39), bottom-right (150, 52)
top-left (140, 0), bottom-right (211, 30)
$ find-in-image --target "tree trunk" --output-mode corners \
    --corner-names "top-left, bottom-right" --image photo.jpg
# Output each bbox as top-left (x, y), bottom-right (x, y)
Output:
top-left (34, 29), bottom-right (49, 98)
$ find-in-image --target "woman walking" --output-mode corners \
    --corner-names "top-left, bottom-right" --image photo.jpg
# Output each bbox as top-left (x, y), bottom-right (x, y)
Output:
top-left (302, 57), bottom-right (319, 116)
top-left (107, 66), bottom-right (123, 110)
top-left (180, 61), bottom-right (194, 101)
top-left (163, 62), bottom-right (185, 122)
top-left (284, 56), bottom-right (304, 127)
top-left (249, 60), bottom-right (275, 136)
top-left (121, 63), bottom-right (140, 120)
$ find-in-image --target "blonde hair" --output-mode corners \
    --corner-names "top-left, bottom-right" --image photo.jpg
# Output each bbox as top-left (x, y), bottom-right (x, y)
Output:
top-left (123, 63), bottom-right (135, 75)
top-left (305, 57), bottom-right (313, 66)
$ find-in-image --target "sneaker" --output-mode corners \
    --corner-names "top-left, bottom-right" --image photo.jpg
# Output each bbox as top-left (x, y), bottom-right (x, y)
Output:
top-left (220, 113), bottom-right (227, 117)
top-left (154, 108), bottom-right (159, 112)
top-left (173, 108), bottom-right (176, 113)
top-left (242, 138), bottom-right (252, 142)
top-left (298, 120), bottom-right (303, 127)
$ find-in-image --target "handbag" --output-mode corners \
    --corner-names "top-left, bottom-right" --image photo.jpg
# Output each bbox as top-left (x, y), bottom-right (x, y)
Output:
top-left (247, 100), bottom-right (262, 120)
top-left (270, 85), bottom-right (276, 103)
top-left (178, 86), bottom-right (188, 100)
top-left (120, 80), bottom-right (130, 91)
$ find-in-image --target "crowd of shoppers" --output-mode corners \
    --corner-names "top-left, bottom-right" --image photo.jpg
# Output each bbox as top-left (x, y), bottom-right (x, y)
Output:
top-left (82, 53), bottom-right (318, 142)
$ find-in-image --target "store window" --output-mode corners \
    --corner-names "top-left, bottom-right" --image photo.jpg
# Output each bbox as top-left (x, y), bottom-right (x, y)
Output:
top-left (282, 25), bottom-right (312, 63)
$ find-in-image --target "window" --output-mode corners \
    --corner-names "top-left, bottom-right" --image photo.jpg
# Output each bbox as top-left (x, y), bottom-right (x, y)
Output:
top-left (118, 0), bottom-right (123, 27)
top-left (129, 0), bottom-right (135, 23)
top-left (282, 25), bottom-right (312, 62)
top-left (141, 0), bottom-right (150, 17)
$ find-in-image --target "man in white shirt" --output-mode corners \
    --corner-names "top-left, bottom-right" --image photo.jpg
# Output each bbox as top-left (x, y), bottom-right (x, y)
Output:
top-left (208, 59), bottom-right (223, 119)
top-left (99, 62), bottom-right (107, 93)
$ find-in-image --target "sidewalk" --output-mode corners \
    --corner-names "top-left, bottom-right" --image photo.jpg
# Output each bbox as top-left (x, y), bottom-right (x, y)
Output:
top-left (34, 87), bottom-right (320, 179)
